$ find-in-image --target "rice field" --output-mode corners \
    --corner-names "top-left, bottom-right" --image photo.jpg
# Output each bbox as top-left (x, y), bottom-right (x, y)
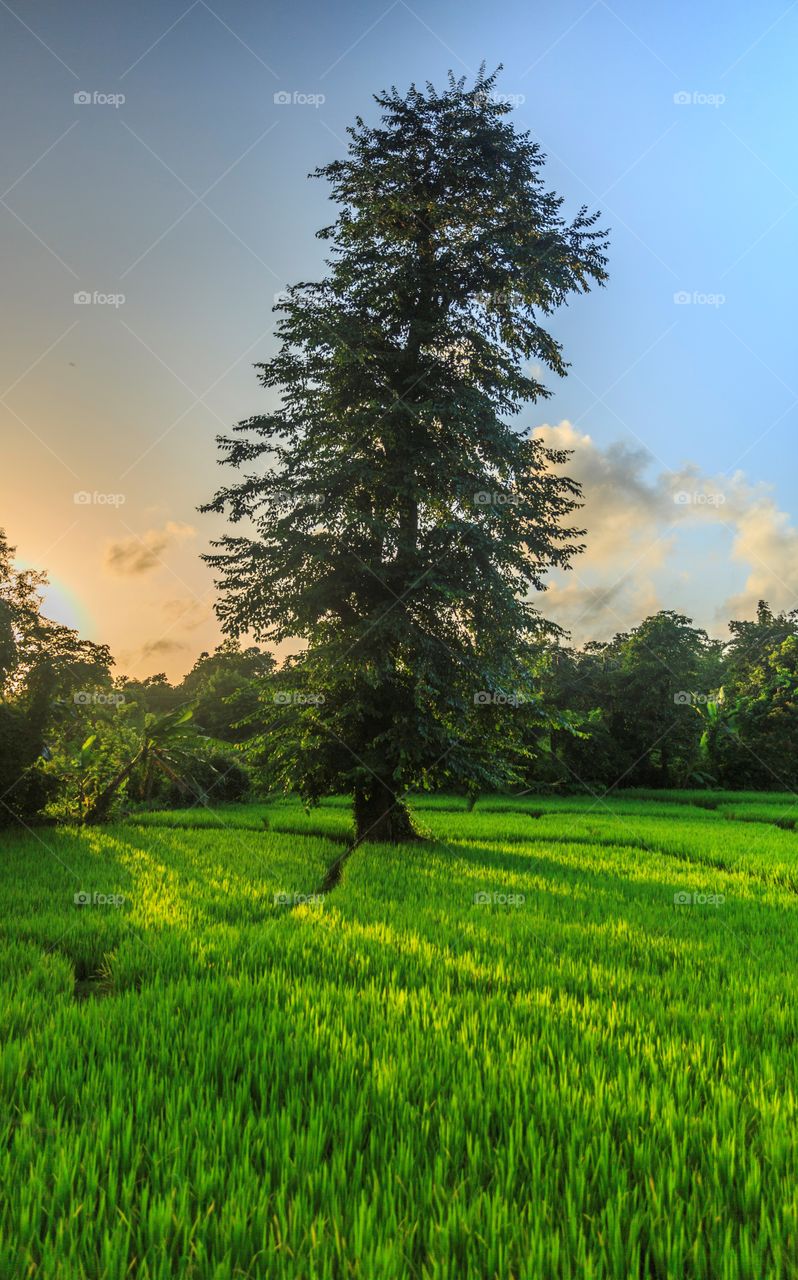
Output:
top-left (2, 791), bottom-right (798, 1278)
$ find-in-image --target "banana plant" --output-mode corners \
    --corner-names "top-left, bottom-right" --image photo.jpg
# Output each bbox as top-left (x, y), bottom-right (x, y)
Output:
top-left (692, 690), bottom-right (739, 768)
top-left (65, 733), bottom-right (97, 821)
top-left (84, 705), bottom-right (203, 823)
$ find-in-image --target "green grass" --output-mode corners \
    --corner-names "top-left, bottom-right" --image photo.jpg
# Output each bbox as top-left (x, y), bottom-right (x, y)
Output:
top-left (2, 793), bottom-right (798, 1277)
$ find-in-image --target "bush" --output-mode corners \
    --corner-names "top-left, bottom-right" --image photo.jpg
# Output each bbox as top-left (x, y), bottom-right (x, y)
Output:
top-left (163, 753), bottom-right (251, 808)
top-left (0, 704), bottom-right (56, 827)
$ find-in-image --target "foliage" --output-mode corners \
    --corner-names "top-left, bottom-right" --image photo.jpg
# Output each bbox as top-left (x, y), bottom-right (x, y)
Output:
top-left (161, 750), bottom-right (251, 808)
top-left (0, 529), bottom-right (111, 826)
top-left (180, 640), bottom-right (275, 742)
top-left (713, 633), bottom-right (798, 790)
top-left (35, 642), bottom-right (267, 820)
top-left (114, 672), bottom-right (181, 716)
top-left (723, 599), bottom-right (798, 698)
top-left (529, 611), bottom-right (728, 790)
top-left (84, 706), bottom-right (206, 823)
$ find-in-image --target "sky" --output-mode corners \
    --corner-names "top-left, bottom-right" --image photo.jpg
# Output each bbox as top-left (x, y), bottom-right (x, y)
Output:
top-left (2, 0), bottom-right (798, 679)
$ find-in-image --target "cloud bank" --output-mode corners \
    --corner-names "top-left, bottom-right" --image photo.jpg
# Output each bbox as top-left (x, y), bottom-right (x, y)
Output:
top-left (534, 421), bottom-right (798, 643)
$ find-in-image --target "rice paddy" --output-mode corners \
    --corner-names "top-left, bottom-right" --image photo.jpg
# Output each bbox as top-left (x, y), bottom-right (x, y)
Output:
top-left (2, 791), bottom-right (798, 1278)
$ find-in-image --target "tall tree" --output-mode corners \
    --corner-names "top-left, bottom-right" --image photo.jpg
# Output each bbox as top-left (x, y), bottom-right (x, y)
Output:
top-left (204, 69), bottom-right (608, 841)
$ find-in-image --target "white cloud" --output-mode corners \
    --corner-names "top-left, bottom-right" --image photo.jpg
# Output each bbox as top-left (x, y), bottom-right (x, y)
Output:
top-left (532, 421), bottom-right (798, 642)
top-left (724, 499), bottom-right (798, 619)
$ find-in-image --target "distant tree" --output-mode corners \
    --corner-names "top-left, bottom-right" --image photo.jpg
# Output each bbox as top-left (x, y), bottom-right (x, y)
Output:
top-left (537, 614), bottom-right (723, 790)
top-left (0, 529), bottom-right (111, 825)
top-left (179, 640), bottom-right (275, 741)
top-left (203, 68), bottom-right (608, 841)
top-left (536, 642), bottom-right (630, 789)
top-left (604, 612), bottom-right (723, 787)
top-left (712, 626), bottom-right (798, 790)
top-left (0, 530), bottom-right (110, 699)
top-left (723, 600), bottom-right (798, 697)
top-left (115, 672), bottom-right (181, 716)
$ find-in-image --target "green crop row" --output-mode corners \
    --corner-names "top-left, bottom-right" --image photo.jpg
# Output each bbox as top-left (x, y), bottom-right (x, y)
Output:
top-left (1, 795), bottom-right (797, 1277)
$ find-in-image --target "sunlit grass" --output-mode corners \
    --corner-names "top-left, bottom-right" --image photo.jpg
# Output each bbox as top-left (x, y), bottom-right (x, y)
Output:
top-left (1, 793), bottom-right (797, 1277)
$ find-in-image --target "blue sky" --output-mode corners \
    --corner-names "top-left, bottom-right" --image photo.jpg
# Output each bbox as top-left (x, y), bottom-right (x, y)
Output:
top-left (2, 0), bottom-right (797, 674)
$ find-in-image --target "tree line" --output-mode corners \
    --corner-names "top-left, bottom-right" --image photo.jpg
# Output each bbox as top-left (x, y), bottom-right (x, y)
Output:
top-left (532, 603), bottom-right (798, 793)
top-left (1, 521), bottom-right (795, 830)
top-left (0, 527), bottom-right (267, 826)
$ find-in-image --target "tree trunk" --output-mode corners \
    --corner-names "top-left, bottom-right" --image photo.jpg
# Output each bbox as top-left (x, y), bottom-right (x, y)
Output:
top-left (85, 750), bottom-right (142, 824)
top-left (353, 782), bottom-right (418, 844)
